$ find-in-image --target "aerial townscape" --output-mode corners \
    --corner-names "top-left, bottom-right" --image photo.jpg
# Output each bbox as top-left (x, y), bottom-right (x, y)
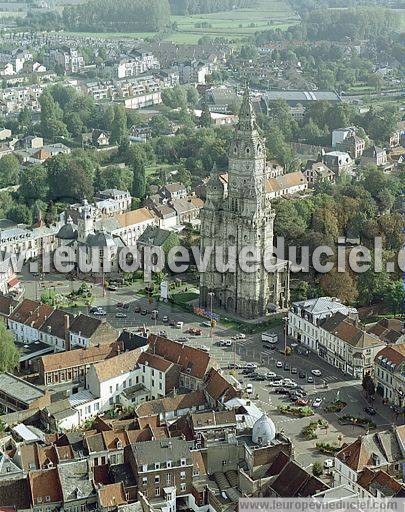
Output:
top-left (0, 0), bottom-right (403, 511)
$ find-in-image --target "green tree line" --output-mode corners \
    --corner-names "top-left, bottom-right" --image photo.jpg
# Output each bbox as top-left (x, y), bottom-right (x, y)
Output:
top-left (63, 0), bottom-right (171, 32)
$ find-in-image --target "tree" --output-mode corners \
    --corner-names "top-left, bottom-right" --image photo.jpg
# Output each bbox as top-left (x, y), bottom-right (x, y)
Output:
top-left (103, 105), bottom-right (115, 131)
top-left (383, 280), bottom-right (405, 315)
top-left (0, 154), bottom-right (19, 188)
top-left (199, 101), bottom-right (212, 128)
top-left (362, 373), bottom-right (375, 398)
top-left (0, 322), bottom-right (19, 372)
top-left (46, 153), bottom-right (95, 201)
top-left (132, 165), bottom-right (146, 199)
top-left (150, 115), bottom-right (172, 137)
top-left (39, 90), bottom-right (68, 139)
top-left (7, 204), bottom-right (33, 224)
top-left (18, 106), bottom-right (32, 132)
top-left (110, 104), bottom-right (127, 145)
top-left (312, 462), bottom-right (323, 477)
top-left (95, 165), bottom-right (133, 192)
top-left (19, 164), bottom-right (49, 204)
top-left (186, 86), bottom-right (199, 107)
top-left (320, 268), bottom-right (358, 304)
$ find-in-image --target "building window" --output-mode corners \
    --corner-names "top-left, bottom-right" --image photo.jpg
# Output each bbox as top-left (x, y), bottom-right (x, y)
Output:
top-left (155, 475), bottom-right (160, 484)
top-left (180, 471), bottom-right (186, 480)
top-left (167, 460), bottom-right (172, 468)
top-left (180, 458), bottom-right (186, 466)
top-left (142, 477), bottom-right (147, 486)
top-left (180, 483), bottom-right (186, 492)
top-left (155, 487), bottom-right (160, 497)
top-left (154, 462), bottom-right (160, 470)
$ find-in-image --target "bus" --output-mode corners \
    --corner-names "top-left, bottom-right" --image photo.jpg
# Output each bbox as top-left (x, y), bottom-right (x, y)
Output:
top-left (262, 332), bottom-right (278, 348)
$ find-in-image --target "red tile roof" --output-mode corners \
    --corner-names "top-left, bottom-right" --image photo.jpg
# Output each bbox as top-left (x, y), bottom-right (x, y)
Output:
top-left (149, 335), bottom-right (211, 379)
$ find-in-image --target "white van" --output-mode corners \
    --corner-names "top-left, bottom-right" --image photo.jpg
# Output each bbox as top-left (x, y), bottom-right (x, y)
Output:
top-left (176, 321), bottom-right (184, 329)
top-left (246, 383), bottom-right (253, 394)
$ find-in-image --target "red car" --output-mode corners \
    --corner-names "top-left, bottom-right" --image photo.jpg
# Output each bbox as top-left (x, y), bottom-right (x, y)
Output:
top-left (295, 399), bottom-right (308, 406)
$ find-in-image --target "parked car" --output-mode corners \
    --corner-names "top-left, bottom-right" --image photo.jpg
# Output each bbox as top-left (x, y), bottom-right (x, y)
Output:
top-left (236, 333), bottom-right (246, 339)
top-left (122, 303), bottom-right (129, 309)
top-left (269, 380), bottom-right (284, 387)
top-left (276, 361), bottom-right (283, 368)
top-left (199, 345), bottom-right (210, 352)
top-left (157, 330), bottom-right (167, 337)
top-left (115, 312), bottom-right (127, 318)
top-left (242, 368), bottom-right (255, 375)
top-left (177, 337), bottom-right (189, 343)
top-left (141, 309), bottom-right (147, 316)
top-left (151, 310), bottom-right (159, 320)
top-left (266, 372), bottom-right (277, 379)
top-left (243, 362), bottom-right (258, 369)
top-left (312, 398), bottom-right (323, 408)
top-left (311, 369), bottom-right (322, 376)
top-left (116, 302), bottom-right (124, 308)
top-left (298, 370), bottom-right (306, 379)
top-left (93, 309), bottom-right (107, 316)
top-left (324, 459), bottom-right (334, 469)
top-left (228, 363), bottom-right (240, 369)
top-left (134, 306), bottom-right (141, 313)
top-left (284, 362), bottom-right (290, 371)
top-left (176, 321), bottom-right (184, 329)
top-left (307, 376), bottom-right (314, 383)
top-left (291, 367), bottom-right (297, 374)
top-left (224, 340), bottom-right (233, 347)
top-left (201, 321), bottom-right (211, 327)
top-left (252, 374), bottom-right (266, 381)
top-left (274, 387), bottom-right (289, 394)
top-left (364, 406), bottom-right (377, 416)
top-left (107, 285), bottom-right (117, 291)
top-left (295, 399), bottom-right (309, 406)
top-left (169, 320), bottom-right (176, 326)
top-left (162, 316), bottom-right (169, 323)
top-left (245, 383), bottom-right (253, 394)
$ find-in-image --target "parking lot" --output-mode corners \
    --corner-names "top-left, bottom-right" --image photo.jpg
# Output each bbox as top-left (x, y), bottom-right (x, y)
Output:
top-left (22, 271), bottom-right (404, 468)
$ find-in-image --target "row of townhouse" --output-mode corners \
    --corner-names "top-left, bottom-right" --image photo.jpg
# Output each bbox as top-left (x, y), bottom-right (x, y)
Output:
top-left (3, 296), bottom-right (118, 353)
top-left (82, 73), bottom-right (178, 104)
top-left (0, 221), bottom-right (59, 262)
top-left (287, 297), bottom-right (403, 378)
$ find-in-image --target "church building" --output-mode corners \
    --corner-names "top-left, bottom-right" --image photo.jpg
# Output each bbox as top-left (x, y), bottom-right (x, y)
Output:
top-left (199, 87), bottom-right (290, 319)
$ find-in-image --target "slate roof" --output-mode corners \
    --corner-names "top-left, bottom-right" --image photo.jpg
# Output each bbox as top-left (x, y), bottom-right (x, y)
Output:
top-left (57, 460), bottom-right (95, 502)
top-left (0, 478), bottom-right (31, 509)
top-left (135, 390), bottom-right (207, 418)
top-left (69, 314), bottom-right (104, 338)
top-left (321, 312), bottom-right (383, 349)
top-left (130, 438), bottom-right (191, 466)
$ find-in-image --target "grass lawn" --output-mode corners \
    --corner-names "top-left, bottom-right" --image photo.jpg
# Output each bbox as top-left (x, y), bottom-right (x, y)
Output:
top-left (63, 0), bottom-right (299, 45)
top-left (171, 290), bottom-right (199, 304)
top-left (145, 163), bottom-right (177, 178)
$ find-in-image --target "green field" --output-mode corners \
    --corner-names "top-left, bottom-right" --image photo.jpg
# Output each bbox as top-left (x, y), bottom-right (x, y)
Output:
top-left (63, 0), bottom-right (299, 44)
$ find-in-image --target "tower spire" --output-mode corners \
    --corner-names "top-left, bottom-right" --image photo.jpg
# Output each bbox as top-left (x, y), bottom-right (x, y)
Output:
top-left (238, 83), bottom-right (255, 131)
